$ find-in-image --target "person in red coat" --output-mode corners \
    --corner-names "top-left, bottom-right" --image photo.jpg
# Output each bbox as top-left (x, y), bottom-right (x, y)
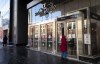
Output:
top-left (60, 35), bottom-right (68, 59)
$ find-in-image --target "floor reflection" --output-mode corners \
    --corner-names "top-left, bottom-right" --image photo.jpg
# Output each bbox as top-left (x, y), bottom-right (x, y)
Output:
top-left (0, 45), bottom-right (89, 64)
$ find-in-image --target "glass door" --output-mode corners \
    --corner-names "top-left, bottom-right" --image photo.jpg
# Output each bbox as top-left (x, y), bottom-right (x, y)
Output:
top-left (40, 24), bottom-right (47, 51)
top-left (66, 20), bottom-right (77, 58)
top-left (90, 21), bottom-right (98, 55)
top-left (34, 25), bottom-right (39, 49)
top-left (47, 23), bottom-right (53, 51)
top-left (31, 27), bottom-right (34, 47)
top-left (28, 26), bottom-right (34, 47)
top-left (57, 22), bottom-right (64, 53)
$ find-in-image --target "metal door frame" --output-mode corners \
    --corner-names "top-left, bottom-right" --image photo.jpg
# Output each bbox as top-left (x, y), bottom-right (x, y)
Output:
top-left (56, 21), bottom-right (66, 54)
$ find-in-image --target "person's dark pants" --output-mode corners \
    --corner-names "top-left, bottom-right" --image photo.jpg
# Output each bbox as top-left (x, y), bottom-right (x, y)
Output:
top-left (3, 43), bottom-right (7, 46)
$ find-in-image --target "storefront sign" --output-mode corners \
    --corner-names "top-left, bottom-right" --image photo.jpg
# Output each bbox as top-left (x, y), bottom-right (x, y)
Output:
top-left (57, 15), bottom-right (77, 21)
top-left (84, 34), bottom-right (91, 44)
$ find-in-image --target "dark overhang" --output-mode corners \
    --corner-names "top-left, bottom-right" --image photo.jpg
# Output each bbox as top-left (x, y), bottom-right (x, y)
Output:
top-left (90, 12), bottom-right (100, 21)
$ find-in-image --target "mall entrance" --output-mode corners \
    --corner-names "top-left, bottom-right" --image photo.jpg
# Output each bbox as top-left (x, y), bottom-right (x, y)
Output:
top-left (56, 20), bottom-right (77, 58)
top-left (40, 23), bottom-right (53, 52)
top-left (56, 11), bottom-right (84, 58)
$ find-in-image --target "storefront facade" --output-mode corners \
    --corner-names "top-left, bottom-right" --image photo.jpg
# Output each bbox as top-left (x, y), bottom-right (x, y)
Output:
top-left (27, 0), bottom-right (100, 62)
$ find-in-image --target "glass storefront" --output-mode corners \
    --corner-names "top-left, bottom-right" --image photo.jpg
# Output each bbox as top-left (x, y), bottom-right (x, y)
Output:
top-left (56, 12), bottom-right (85, 58)
top-left (28, 2), bottom-right (100, 60)
top-left (28, 9), bottom-right (89, 58)
top-left (28, 10), bottom-right (87, 58)
top-left (90, 18), bottom-right (100, 56)
top-left (40, 23), bottom-right (53, 52)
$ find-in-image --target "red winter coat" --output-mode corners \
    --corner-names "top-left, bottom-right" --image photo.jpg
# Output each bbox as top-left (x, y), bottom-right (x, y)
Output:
top-left (60, 35), bottom-right (68, 52)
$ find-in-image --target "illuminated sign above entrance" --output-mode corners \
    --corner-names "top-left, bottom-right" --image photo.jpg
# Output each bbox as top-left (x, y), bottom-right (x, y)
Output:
top-left (57, 14), bottom-right (78, 21)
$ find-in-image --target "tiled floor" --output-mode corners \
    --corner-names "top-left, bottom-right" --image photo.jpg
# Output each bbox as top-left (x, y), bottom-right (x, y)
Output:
top-left (0, 44), bottom-right (94, 64)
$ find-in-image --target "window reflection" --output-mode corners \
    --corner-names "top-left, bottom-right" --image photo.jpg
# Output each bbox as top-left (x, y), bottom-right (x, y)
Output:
top-left (67, 21), bottom-right (77, 57)
top-left (73, 22), bottom-right (75, 29)
top-left (31, 3), bottom-right (61, 24)
top-left (47, 23), bottom-right (53, 51)
top-left (32, 6), bottom-right (36, 23)
top-left (52, 11), bottom-right (61, 19)
top-left (35, 4), bottom-right (43, 23)
top-left (57, 23), bottom-right (64, 52)
top-left (40, 24), bottom-right (47, 50)
top-left (68, 22), bottom-right (71, 30)
top-left (34, 26), bottom-right (39, 48)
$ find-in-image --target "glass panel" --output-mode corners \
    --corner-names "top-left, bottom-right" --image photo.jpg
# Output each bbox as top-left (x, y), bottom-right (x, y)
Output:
top-left (35, 4), bottom-right (43, 23)
top-left (57, 23), bottom-right (64, 52)
top-left (34, 26), bottom-right (39, 48)
top-left (83, 19), bottom-right (89, 55)
top-left (90, 6), bottom-right (100, 56)
top-left (67, 21), bottom-right (77, 57)
top-left (28, 9), bottom-right (30, 24)
top-left (28, 27), bottom-right (33, 47)
top-left (91, 19), bottom-right (99, 55)
top-left (52, 11), bottom-right (61, 19)
top-left (40, 24), bottom-right (47, 51)
top-left (31, 28), bottom-right (34, 47)
top-left (47, 23), bottom-right (53, 51)
top-left (91, 23), bottom-right (97, 55)
top-left (32, 6), bottom-right (36, 23)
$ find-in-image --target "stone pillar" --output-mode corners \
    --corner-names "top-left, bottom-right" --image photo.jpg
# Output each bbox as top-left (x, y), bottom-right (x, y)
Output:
top-left (12, 0), bottom-right (32, 46)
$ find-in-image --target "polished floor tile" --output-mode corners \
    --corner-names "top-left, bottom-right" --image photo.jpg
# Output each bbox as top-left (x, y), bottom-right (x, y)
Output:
top-left (0, 45), bottom-right (93, 64)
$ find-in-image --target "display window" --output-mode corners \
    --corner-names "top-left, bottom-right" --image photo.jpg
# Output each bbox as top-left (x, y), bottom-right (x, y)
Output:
top-left (57, 22), bottom-right (64, 52)
top-left (47, 23), bottom-right (53, 51)
top-left (40, 24), bottom-right (47, 50)
top-left (67, 21), bottom-right (77, 57)
top-left (34, 26), bottom-right (39, 48)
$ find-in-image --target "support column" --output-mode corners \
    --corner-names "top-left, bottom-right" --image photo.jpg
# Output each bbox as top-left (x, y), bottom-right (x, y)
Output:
top-left (9, 0), bottom-right (13, 44)
top-left (12, 0), bottom-right (32, 46)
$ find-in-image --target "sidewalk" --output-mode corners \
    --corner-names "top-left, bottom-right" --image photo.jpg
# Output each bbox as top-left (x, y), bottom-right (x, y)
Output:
top-left (0, 45), bottom-right (94, 64)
